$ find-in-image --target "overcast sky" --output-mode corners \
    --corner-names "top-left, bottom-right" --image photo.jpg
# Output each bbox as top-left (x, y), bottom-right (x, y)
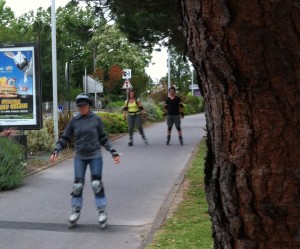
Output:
top-left (5, 0), bottom-right (168, 80)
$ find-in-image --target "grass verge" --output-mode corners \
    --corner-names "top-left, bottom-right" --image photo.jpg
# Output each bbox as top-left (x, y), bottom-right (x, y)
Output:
top-left (146, 138), bottom-right (213, 249)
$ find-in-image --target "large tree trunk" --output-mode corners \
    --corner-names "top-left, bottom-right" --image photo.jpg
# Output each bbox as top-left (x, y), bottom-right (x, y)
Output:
top-left (180, 0), bottom-right (300, 248)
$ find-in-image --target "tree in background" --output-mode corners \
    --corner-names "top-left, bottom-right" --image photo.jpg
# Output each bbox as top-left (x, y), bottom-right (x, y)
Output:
top-left (0, 0), bottom-right (151, 102)
top-left (169, 46), bottom-right (191, 94)
top-left (89, 24), bottom-right (151, 97)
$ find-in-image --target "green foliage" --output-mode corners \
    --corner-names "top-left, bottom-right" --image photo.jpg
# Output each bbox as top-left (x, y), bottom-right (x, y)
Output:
top-left (25, 113), bottom-right (73, 153)
top-left (182, 95), bottom-right (204, 114)
top-left (25, 122), bottom-right (55, 153)
top-left (90, 0), bottom-right (185, 51)
top-left (146, 140), bottom-right (213, 249)
top-left (0, 137), bottom-right (26, 190)
top-left (105, 101), bottom-right (124, 113)
top-left (97, 112), bottom-right (128, 134)
top-left (143, 100), bottom-right (164, 121)
top-left (149, 85), bottom-right (168, 103)
top-left (58, 111), bottom-right (73, 137)
top-left (169, 46), bottom-right (192, 94)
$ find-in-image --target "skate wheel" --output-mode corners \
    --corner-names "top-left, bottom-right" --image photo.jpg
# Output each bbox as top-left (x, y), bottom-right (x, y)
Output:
top-left (68, 222), bottom-right (76, 229)
top-left (99, 222), bottom-right (107, 229)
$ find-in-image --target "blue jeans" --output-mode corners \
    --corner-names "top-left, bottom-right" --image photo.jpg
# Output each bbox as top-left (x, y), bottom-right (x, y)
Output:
top-left (72, 157), bottom-right (107, 209)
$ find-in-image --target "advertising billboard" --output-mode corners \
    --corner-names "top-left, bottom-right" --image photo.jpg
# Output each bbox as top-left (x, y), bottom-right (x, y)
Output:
top-left (0, 42), bottom-right (42, 130)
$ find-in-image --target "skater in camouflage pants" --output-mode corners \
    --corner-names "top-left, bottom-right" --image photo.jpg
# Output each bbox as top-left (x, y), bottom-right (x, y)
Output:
top-left (50, 93), bottom-right (121, 228)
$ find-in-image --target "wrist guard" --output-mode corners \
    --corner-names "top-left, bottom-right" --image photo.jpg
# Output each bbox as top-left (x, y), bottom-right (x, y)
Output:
top-left (52, 149), bottom-right (59, 157)
top-left (110, 149), bottom-right (119, 158)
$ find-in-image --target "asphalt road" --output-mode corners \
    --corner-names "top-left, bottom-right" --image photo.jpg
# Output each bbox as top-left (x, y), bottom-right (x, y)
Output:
top-left (0, 113), bottom-right (206, 249)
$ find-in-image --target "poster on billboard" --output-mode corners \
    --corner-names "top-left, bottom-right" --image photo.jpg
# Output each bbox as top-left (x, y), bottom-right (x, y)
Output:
top-left (0, 42), bottom-right (42, 130)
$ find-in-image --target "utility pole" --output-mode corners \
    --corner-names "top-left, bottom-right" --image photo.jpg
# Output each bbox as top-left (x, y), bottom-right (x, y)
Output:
top-left (167, 48), bottom-right (171, 96)
top-left (93, 47), bottom-right (97, 108)
top-left (51, 0), bottom-right (58, 141)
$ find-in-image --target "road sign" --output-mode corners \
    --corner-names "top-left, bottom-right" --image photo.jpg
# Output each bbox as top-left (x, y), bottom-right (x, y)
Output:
top-left (189, 84), bottom-right (199, 90)
top-left (122, 79), bottom-right (133, 89)
top-left (122, 69), bottom-right (131, 79)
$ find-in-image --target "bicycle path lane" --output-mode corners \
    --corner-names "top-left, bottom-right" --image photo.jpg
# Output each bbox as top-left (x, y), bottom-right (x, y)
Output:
top-left (0, 113), bottom-right (206, 249)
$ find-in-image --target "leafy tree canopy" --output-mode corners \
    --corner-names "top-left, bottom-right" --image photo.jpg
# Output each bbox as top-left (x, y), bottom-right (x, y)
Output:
top-left (77, 0), bottom-right (185, 52)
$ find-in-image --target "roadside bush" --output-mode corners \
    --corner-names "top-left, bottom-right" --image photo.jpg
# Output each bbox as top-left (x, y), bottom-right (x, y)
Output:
top-left (25, 117), bottom-right (55, 153)
top-left (143, 100), bottom-right (164, 121)
top-left (105, 101), bottom-right (124, 113)
top-left (0, 137), bottom-right (26, 190)
top-left (26, 126), bottom-right (55, 153)
top-left (182, 95), bottom-right (204, 114)
top-left (97, 112), bottom-right (128, 134)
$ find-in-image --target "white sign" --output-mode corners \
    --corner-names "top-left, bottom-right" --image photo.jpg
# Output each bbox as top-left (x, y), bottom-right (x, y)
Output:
top-left (122, 69), bottom-right (131, 79)
top-left (122, 79), bottom-right (133, 89)
top-left (189, 84), bottom-right (199, 90)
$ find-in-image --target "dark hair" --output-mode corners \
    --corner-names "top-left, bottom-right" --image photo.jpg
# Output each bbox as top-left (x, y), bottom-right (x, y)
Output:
top-left (169, 86), bottom-right (176, 92)
top-left (127, 89), bottom-right (136, 99)
top-left (126, 89), bottom-right (138, 107)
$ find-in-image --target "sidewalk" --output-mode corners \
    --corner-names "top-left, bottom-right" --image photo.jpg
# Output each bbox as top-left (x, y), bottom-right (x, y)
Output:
top-left (0, 114), bottom-right (206, 249)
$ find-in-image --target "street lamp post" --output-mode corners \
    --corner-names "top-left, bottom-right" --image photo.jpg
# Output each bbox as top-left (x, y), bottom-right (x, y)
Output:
top-left (167, 48), bottom-right (171, 96)
top-left (51, 0), bottom-right (58, 141)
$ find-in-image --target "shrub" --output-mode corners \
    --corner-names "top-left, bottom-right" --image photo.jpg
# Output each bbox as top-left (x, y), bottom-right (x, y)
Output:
top-left (182, 95), bottom-right (204, 114)
top-left (26, 126), bottom-right (55, 153)
top-left (143, 100), bottom-right (164, 121)
top-left (97, 112), bottom-right (128, 134)
top-left (25, 117), bottom-right (55, 153)
top-left (105, 101), bottom-right (124, 113)
top-left (0, 137), bottom-right (26, 190)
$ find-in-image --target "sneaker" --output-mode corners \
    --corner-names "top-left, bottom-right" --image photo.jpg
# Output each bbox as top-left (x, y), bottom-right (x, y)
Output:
top-left (97, 206), bottom-right (108, 224)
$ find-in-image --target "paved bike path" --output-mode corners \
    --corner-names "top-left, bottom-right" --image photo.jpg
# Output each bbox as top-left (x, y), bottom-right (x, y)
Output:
top-left (0, 113), bottom-right (206, 249)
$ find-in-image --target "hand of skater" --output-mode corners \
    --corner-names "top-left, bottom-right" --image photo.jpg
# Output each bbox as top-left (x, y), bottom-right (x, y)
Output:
top-left (1, 127), bottom-right (16, 137)
top-left (113, 155), bottom-right (121, 164)
top-left (50, 150), bottom-right (59, 162)
top-left (111, 149), bottom-right (120, 164)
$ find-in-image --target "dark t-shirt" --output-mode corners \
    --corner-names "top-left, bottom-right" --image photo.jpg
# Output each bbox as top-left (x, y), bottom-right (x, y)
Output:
top-left (165, 96), bottom-right (181, 115)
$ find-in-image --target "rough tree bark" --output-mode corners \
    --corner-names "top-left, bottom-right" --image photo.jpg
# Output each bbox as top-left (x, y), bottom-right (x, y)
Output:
top-left (180, 0), bottom-right (300, 248)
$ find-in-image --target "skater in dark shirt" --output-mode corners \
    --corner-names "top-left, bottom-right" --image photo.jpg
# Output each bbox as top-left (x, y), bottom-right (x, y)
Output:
top-left (164, 86), bottom-right (184, 145)
top-left (50, 93), bottom-right (120, 228)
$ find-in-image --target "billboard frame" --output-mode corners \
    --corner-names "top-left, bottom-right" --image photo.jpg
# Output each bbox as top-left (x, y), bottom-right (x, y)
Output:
top-left (0, 42), bottom-right (42, 130)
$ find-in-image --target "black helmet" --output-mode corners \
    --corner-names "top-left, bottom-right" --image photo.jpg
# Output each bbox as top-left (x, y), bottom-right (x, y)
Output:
top-left (75, 93), bottom-right (93, 106)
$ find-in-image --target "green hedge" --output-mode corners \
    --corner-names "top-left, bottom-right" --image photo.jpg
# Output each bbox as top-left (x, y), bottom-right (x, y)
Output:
top-left (143, 100), bottom-right (164, 121)
top-left (97, 112), bottom-right (128, 134)
top-left (0, 138), bottom-right (26, 190)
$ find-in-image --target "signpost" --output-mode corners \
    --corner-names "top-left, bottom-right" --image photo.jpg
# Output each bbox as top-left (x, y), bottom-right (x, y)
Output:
top-left (122, 79), bottom-right (133, 90)
top-left (122, 69), bottom-right (131, 79)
